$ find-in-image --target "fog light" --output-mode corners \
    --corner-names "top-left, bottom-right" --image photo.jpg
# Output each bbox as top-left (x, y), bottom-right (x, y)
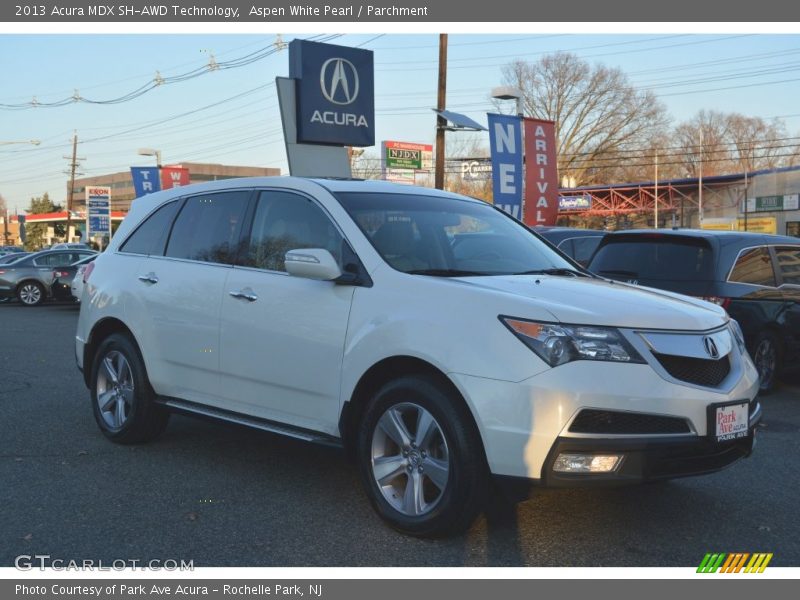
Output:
top-left (553, 453), bottom-right (622, 473)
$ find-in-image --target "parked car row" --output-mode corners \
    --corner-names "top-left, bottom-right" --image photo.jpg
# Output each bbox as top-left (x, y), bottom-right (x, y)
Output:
top-left (0, 248), bottom-right (97, 306)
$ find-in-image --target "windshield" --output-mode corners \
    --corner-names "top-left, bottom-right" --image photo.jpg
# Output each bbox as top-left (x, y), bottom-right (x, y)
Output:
top-left (334, 192), bottom-right (576, 276)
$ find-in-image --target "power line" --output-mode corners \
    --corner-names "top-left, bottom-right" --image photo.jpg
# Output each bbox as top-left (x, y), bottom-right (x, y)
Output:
top-left (0, 34), bottom-right (341, 111)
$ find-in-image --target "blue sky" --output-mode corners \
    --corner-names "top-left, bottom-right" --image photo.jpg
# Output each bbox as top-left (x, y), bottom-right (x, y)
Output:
top-left (1, 33), bottom-right (800, 212)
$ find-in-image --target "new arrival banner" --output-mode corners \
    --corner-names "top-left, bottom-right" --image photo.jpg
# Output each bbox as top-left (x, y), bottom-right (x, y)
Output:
top-left (487, 113), bottom-right (523, 219)
top-left (523, 118), bottom-right (559, 226)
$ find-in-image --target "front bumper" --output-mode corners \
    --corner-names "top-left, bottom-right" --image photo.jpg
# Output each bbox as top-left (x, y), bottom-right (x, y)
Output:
top-left (451, 348), bottom-right (760, 481)
top-left (492, 400), bottom-right (760, 499)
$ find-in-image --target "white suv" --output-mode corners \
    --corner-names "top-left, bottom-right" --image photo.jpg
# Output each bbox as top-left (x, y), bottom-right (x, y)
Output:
top-left (76, 178), bottom-right (761, 536)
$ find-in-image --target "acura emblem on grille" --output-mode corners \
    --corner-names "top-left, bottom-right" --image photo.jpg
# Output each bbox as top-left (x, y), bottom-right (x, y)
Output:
top-left (703, 336), bottom-right (720, 359)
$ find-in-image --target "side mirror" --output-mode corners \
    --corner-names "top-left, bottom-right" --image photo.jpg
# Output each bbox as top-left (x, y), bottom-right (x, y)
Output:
top-left (285, 248), bottom-right (343, 281)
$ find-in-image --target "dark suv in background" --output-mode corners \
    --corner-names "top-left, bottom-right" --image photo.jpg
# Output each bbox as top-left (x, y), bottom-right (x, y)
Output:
top-left (588, 229), bottom-right (800, 392)
top-left (535, 227), bottom-right (606, 267)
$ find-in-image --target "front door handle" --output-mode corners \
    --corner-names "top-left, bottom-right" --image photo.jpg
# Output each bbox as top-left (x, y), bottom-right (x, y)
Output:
top-left (138, 273), bottom-right (159, 284)
top-left (229, 288), bottom-right (258, 302)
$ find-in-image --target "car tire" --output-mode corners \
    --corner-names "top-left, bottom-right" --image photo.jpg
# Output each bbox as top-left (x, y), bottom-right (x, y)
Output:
top-left (17, 281), bottom-right (45, 306)
top-left (753, 331), bottom-right (781, 394)
top-left (356, 375), bottom-right (488, 537)
top-left (90, 333), bottom-right (169, 444)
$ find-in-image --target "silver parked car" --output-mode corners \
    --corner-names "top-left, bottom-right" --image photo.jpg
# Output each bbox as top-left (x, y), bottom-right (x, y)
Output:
top-left (0, 249), bottom-right (97, 306)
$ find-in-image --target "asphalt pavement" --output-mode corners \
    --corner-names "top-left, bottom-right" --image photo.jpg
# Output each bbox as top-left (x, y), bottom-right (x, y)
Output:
top-left (1, 301), bottom-right (798, 567)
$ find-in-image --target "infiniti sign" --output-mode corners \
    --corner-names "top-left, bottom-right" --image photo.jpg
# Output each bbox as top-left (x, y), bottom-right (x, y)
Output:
top-left (320, 58), bottom-right (359, 105)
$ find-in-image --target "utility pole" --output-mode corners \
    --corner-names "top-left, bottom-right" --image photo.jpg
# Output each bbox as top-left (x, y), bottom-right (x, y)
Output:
top-left (64, 131), bottom-right (84, 243)
top-left (698, 131), bottom-right (704, 227)
top-left (654, 150), bottom-right (659, 229)
top-left (434, 33), bottom-right (448, 190)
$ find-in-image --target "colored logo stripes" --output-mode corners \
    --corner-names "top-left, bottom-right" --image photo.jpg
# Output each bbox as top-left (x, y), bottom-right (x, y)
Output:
top-left (697, 553), bottom-right (773, 573)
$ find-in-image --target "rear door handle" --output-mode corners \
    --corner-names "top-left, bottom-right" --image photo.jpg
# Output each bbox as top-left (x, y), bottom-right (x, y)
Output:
top-left (229, 288), bottom-right (258, 302)
top-left (138, 273), bottom-right (159, 284)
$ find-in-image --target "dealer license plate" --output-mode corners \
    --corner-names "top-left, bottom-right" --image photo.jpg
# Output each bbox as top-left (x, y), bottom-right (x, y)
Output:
top-left (712, 402), bottom-right (749, 442)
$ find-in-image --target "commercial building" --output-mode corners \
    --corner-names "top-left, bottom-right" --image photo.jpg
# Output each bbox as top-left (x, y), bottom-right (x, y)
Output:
top-left (68, 162), bottom-right (282, 213)
top-left (557, 164), bottom-right (800, 236)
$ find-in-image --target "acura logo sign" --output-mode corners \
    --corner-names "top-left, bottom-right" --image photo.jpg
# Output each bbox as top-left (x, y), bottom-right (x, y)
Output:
top-left (703, 336), bottom-right (720, 359)
top-left (320, 58), bottom-right (359, 105)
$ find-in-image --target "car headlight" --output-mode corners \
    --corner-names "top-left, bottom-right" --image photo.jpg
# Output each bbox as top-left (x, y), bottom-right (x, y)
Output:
top-left (729, 319), bottom-right (746, 354)
top-left (500, 317), bottom-right (646, 367)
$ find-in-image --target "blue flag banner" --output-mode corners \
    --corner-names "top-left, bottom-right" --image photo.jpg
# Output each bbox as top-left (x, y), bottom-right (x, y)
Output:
top-left (131, 167), bottom-right (162, 197)
top-left (487, 113), bottom-right (523, 219)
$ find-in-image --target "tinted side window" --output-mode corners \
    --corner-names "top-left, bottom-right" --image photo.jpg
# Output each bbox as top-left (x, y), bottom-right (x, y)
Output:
top-left (242, 191), bottom-right (342, 272)
top-left (120, 201), bottom-right (180, 256)
top-left (166, 192), bottom-right (250, 264)
top-left (775, 246), bottom-right (800, 285)
top-left (34, 253), bottom-right (71, 267)
top-left (728, 247), bottom-right (776, 286)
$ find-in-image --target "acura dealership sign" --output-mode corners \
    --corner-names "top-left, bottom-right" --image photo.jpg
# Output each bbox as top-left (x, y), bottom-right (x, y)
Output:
top-left (289, 39), bottom-right (375, 146)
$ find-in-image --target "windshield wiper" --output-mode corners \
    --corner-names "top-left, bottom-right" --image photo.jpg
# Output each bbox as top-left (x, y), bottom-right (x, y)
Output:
top-left (597, 269), bottom-right (638, 278)
top-left (406, 269), bottom-right (485, 277)
top-left (513, 268), bottom-right (590, 277)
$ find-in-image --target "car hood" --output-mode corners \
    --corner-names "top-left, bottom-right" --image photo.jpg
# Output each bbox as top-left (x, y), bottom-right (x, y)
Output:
top-left (456, 274), bottom-right (728, 330)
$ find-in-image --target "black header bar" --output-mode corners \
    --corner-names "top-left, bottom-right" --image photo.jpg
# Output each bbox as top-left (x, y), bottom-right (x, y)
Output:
top-left (3, 0), bottom-right (800, 22)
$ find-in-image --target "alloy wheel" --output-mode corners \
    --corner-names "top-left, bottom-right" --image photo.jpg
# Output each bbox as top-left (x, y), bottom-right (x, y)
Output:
top-left (19, 283), bottom-right (42, 305)
top-left (96, 350), bottom-right (135, 430)
top-left (371, 402), bottom-right (450, 517)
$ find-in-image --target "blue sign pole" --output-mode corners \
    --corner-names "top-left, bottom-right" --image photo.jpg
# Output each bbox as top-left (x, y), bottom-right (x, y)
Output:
top-left (488, 113), bottom-right (523, 219)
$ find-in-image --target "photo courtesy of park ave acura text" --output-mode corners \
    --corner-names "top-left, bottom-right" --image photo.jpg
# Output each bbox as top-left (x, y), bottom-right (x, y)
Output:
top-left (1, 7), bottom-right (799, 577)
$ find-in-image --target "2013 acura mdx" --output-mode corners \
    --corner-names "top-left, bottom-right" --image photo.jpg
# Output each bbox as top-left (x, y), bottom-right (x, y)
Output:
top-left (76, 177), bottom-right (761, 536)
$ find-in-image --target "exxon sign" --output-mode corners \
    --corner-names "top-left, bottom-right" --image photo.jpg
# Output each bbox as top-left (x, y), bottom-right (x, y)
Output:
top-left (289, 40), bottom-right (375, 147)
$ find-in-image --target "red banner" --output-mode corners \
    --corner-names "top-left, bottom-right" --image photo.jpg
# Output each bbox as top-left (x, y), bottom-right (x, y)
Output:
top-left (160, 167), bottom-right (190, 190)
top-left (523, 118), bottom-right (559, 226)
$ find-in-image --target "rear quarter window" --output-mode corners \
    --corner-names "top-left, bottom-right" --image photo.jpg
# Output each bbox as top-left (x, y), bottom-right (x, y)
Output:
top-left (728, 247), bottom-right (776, 287)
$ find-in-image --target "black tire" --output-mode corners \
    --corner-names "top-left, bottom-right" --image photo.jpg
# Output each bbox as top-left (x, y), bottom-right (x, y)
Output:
top-left (356, 375), bottom-right (488, 537)
top-left (90, 333), bottom-right (169, 444)
top-left (752, 331), bottom-right (781, 394)
top-left (16, 281), bottom-right (45, 306)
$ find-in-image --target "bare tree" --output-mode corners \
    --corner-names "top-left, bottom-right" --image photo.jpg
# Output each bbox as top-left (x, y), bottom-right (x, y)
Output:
top-left (673, 111), bottom-right (794, 177)
top-left (673, 110), bottom-right (732, 177)
top-left (501, 52), bottom-right (670, 186)
top-left (726, 114), bottom-right (788, 172)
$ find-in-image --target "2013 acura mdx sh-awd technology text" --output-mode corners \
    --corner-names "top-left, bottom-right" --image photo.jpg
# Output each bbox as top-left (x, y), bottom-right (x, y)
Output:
top-left (75, 177), bottom-right (761, 536)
